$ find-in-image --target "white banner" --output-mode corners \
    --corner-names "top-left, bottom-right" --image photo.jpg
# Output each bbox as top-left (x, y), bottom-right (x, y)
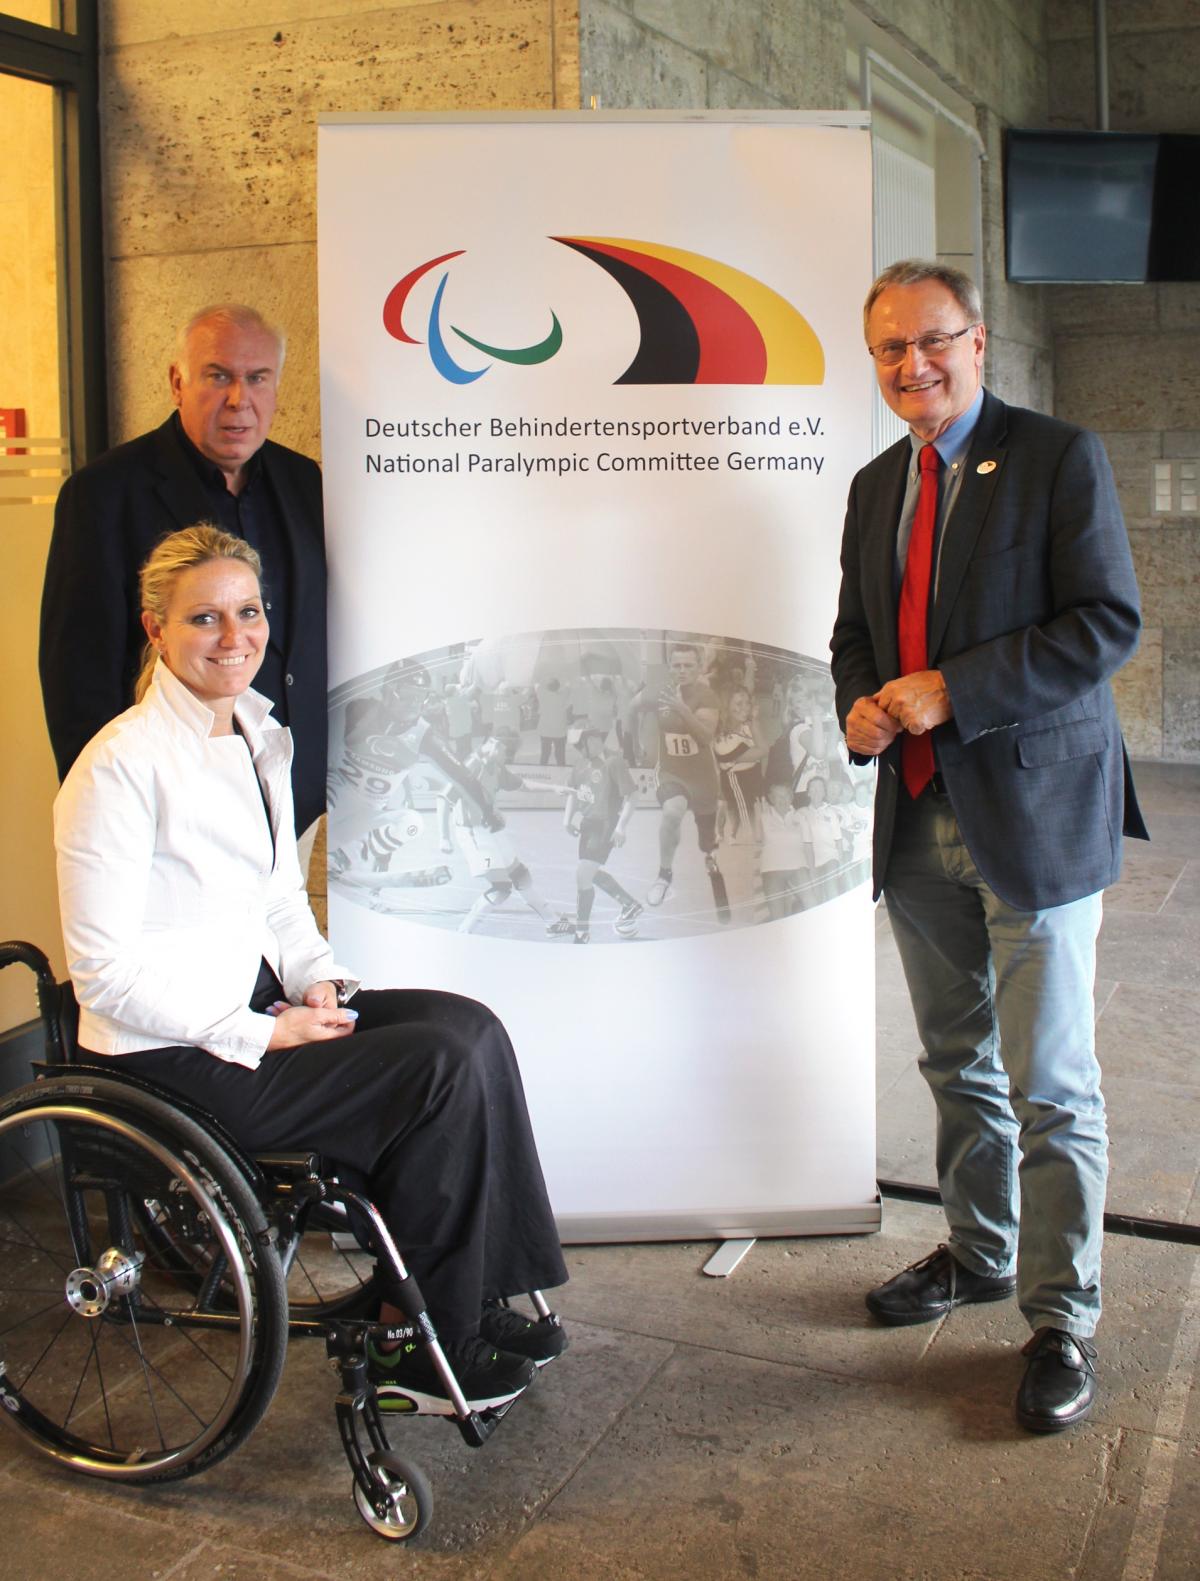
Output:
top-left (317, 112), bottom-right (879, 1239)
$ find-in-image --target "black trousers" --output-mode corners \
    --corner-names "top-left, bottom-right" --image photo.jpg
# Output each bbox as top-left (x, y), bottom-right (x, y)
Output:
top-left (105, 990), bottom-right (568, 1338)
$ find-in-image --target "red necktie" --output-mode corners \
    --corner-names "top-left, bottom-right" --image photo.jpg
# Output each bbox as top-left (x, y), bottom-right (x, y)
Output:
top-left (897, 443), bottom-right (940, 799)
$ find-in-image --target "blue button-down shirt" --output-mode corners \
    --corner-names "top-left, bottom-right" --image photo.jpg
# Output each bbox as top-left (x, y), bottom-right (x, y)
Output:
top-left (895, 386), bottom-right (985, 601)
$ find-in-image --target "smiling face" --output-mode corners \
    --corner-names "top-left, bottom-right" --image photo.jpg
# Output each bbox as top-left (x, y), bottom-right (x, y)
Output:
top-left (142, 559), bottom-right (267, 720)
top-left (866, 280), bottom-right (986, 441)
top-left (170, 315), bottom-right (280, 487)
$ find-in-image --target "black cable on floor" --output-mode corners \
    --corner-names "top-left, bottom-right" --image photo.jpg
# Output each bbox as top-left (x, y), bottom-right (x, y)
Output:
top-left (877, 1179), bottom-right (1200, 1248)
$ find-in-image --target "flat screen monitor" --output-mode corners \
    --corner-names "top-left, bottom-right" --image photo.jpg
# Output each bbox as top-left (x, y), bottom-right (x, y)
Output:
top-left (1005, 130), bottom-right (1200, 284)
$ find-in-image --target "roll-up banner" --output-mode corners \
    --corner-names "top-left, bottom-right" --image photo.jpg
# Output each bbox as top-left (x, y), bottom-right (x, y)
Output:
top-left (317, 112), bottom-right (879, 1241)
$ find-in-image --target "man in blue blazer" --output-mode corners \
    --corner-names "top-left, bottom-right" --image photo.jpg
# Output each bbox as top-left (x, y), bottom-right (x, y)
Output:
top-left (831, 260), bottom-right (1147, 1432)
top-left (40, 304), bottom-right (326, 835)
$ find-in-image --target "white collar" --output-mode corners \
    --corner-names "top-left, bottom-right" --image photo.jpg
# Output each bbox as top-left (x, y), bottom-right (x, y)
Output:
top-left (146, 658), bottom-right (275, 746)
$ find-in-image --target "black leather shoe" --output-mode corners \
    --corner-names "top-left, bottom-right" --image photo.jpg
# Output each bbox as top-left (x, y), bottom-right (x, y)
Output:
top-left (865, 1244), bottom-right (1016, 1326)
top-left (1016, 1328), bottom-right (1098, 1432)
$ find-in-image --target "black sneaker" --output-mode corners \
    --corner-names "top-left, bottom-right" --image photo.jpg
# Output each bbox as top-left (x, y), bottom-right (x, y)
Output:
top-left (480, 1298), bottom-right (569, 1366)
top-left (368, 1332), bottom-right (535, 1415)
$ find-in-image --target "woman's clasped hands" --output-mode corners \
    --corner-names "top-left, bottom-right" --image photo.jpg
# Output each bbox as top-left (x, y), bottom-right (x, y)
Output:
top-left (266, 980), bottom-right (358, 1049)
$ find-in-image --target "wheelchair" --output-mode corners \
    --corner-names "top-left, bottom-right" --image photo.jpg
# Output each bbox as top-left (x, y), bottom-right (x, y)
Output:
top-left (0, 941), bottom-right (561, 1543)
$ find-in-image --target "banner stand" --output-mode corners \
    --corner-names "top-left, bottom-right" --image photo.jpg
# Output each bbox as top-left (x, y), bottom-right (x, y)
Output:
top-left (318, 111), bottom-right (880, 1245)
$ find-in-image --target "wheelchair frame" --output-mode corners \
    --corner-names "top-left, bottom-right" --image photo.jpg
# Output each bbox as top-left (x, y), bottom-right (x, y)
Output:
top-left (0, 941), bottom-right (560, 1542)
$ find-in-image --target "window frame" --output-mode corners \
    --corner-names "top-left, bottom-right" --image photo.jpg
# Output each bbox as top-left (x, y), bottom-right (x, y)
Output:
top-left (0, 3), bottom-right (106, 464)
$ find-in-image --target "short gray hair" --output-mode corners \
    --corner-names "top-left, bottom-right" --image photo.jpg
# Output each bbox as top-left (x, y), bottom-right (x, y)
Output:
top-left (174, 304), bottom-right (287, 381)
top-left (863, 261), bottom-right (983, 338)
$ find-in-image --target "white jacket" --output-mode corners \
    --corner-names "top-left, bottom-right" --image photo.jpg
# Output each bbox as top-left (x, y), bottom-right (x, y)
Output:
top-left (54, 661), bottom-right (357, 1068)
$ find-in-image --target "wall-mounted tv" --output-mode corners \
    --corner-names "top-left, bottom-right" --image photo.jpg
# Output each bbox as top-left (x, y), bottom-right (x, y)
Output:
top-left (1005, 130), bottom-right (1200, 284)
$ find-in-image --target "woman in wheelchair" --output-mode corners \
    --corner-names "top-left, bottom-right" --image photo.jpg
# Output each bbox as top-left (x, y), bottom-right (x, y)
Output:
top-left (52, 523), bottom-right (569, 1418)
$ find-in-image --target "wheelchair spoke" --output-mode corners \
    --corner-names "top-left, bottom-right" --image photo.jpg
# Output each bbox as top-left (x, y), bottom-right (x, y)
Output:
top-left (128, 1291), bottom-right (238, 1385)
top-left (123, 1340), bottom-right (220, 1431)
top-left (8, 1303), bottom-right (74, 1392)
top-left (290, 1242), bottom-right (370, 1301)
top-left (91, 1330), bottom-right (119, 1453)
top-left (125, 1307), bottom-right (169, 1452)
top-left (291, 1254), bottom-right (325, 1301)
top-left (0, 1291), bottom-right (75, 1343)
top-left (284, 1223), bottom-right (376, 1317)
top-left (0, 1211), bottom-right (79, 1281)
top-left (63, 1321), bottom-right (103, 1435)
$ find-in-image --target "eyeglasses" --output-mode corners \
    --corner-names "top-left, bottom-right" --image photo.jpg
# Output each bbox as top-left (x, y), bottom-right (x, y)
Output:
top-left (866, 324), bottom-right (980, 365)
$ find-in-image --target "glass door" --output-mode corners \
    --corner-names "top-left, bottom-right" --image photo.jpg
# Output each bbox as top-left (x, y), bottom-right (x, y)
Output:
top-left (0, 66), bottom-right (70, 1028)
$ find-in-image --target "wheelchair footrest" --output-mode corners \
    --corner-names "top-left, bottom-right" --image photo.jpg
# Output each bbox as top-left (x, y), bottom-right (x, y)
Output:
top-left (453, 1402), bottom-right (511, 1448)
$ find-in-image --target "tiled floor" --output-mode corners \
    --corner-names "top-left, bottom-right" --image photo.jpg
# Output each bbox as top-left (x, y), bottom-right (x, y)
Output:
top-left (4, 762), bottom-right (1197, 1579)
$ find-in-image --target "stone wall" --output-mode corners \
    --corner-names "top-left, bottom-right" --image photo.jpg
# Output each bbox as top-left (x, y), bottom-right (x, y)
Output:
top-left (101, 0), bottom-right (580, 457)
top-left (1046, 0), bottom-right (1200, 760)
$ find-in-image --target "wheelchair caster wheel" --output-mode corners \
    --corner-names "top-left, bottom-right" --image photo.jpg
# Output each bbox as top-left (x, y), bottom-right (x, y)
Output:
top-left (353, 1452), bottom-right (433, 1542)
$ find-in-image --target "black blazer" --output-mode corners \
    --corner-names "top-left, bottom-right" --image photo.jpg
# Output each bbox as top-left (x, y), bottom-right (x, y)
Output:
top-left (831, 390), bottom-right (1148, 911)
top-left (39, 417), bottom-right (327, 833)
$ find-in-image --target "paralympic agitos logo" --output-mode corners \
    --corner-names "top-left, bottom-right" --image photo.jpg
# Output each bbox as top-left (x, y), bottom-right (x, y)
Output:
top-left (382, 237), bottom-right (824, 386)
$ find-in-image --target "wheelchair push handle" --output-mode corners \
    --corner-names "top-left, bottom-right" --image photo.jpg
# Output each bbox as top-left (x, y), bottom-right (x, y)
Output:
top-left (0, 940), bottom-right (68, 1064)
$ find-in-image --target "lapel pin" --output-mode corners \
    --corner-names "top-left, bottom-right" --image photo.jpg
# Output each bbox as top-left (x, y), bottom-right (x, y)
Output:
top-left (977, 459), bottom-right (997, 475)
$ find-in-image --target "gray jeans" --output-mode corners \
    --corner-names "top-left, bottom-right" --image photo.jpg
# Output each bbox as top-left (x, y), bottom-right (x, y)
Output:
top-left (884, 789), bottom-right (1106, 1338)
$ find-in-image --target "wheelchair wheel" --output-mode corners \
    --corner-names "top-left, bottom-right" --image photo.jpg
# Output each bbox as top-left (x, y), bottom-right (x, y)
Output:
top-left (0, 1073), bottom-right (288, 1484)
top-left (353, 1452), bottom-right (433, 1542)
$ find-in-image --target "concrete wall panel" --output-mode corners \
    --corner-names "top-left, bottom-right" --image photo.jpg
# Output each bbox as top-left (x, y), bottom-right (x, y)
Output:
top-left (626, 0), bottom-right (764, 85)
top-left (580, 0), bottom-right (707, 108)
top-left (1048, 0), bottom-right (1200, 45)
top-left (755, 0), bottom-right (845, 111)
top-left (1055, 335), bottom-right (1200, 434)
top-left (1095, 429), bottom-right (1164, 529)
top-left (981, 335), bottom-right (1052, 415)
top-left (704, 67), bottom-right (782, 113)
top-left (105, 1), bottom-right (564, 262)
top-left (1048, 28), bottom-right (1200, 132)
top-left (1046, 285), bottom-right (1159, 334)
top-left (1163, 625), bottom-right (1200, 760)
top-left (1128, 527), bottom-right (1200, 630)
top-left (1113, 626), bottom-right (1163, 760)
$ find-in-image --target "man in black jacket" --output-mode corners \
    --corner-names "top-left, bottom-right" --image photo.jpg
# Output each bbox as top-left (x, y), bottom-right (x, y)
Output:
top-left (40, 304), bottom-right (326, 834)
